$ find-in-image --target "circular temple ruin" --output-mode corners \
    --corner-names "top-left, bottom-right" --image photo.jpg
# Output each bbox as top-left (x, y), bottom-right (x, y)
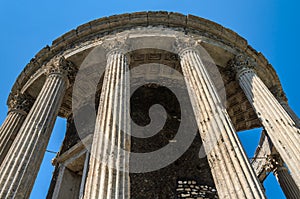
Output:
top-left (0, 11), bottom-right (299, 199)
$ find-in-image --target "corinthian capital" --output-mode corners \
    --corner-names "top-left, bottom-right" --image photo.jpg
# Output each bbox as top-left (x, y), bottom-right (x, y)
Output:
top-left (46, 57), bottom-right (77, 81)
top-left (265, 153), bottom-right (284, 172)
top-left (8, 92), bottom-right (34, 114)
top-left (174, 36), bottom-right (198, 56)
top-left (102, 36), bottom-right (129, 55)
top-left (230, 54), bottom-right (257, 73)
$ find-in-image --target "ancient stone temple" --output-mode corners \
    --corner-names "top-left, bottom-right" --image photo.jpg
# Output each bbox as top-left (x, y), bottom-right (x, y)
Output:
top-left (0, 11), bottom-right (299, 199)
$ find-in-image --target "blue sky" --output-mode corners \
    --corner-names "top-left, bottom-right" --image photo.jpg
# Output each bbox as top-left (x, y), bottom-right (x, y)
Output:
top-left (0, 1), bottom-right (299, 198)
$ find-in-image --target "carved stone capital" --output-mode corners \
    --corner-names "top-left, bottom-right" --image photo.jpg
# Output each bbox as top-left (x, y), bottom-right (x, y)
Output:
top-left (174, 37), bottom-right (198, 56)
top-left (8, 92), bottom-right (34, 114)
top-left (229, 54), bottom-right (257, 78)
top-left (265, 154), bottom-right (284, 172)
top-left (46, 57), bottom-right (77, 82)
top-left (102, 36), bottom-right (129, 56)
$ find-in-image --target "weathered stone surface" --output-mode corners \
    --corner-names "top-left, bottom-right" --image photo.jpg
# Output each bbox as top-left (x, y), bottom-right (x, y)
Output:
top-left (176, 180), bottom-right (218, 199)
top-left (0, 11), bottom-right (297, 199)
top-left (76, 22), bottom-right (92, 37)
top-left (169, 12), bottom-right (187, 28)
top-left (108, 13), bottom-right (131, 29)
top-left (84, 44), bottom-right (130, 199)
top-left (129, 86), bottom-right (215, 198)
top-left (8, 12), bottom-right (285, 108)
top-left (0, 68), bottom-right (68, 198)
top-left (62, 29), bottom-right (78, 43)
top-left (129, 12), bottom-right (148, 26)
top-left (251, 131), bottom-right (272, 182)
top-left (148, 11), bottom-right (169, 26)
top-left (177, 44), bottom-right (265, 199)
top-left (233, 55), bottom-right (300, 189)
top-left (0, 92), bottom-right (34, 165)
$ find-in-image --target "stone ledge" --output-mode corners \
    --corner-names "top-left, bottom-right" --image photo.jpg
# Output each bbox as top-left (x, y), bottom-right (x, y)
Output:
top-left (168, 12), bottom-right (187, 28)
top-left (148, 11), bottom-right (169, 26)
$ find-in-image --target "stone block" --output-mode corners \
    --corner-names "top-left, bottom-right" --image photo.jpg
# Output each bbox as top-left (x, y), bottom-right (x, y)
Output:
top-left (62, 29), bottom-right (78, 44)
top-left (108, 13), bottom-right (130, 29)
top-left (50, 42), bottom-right (67, 54)
top-left (17, 71), bottom-right (26, 86)
top-left (187, 14), bottom-right (210, 33)
top-left (204, 18), bottom-right (223, 37)
top-left (90, 17), bottom-right (110, 33)
top-left (76, 23), bottom-right (91, 37)
top-left (52, 35), bottom-right (64, 47)
top-left (169, 12), bottom-right (187, 28)
top-left (235, 35), bottom-right (248, 50)
top-left (23, 60), bottom-right (40, 78)
top-left (181, 193), bottom-right (190, 197)
top-left (23, 63), bottom-right (34, 76)
top-left (221, 27), bottom-right (237, 43)
top-left (257, 52), bottom-right (268, 66)
top-left (245, 45), bottom-right (258, 61)
top-left (129, 12), bottom-right (148, 26)
top-left (35, 46), bottom-right (50, 60)
top-left (147, 11), bottom-right (169, 26)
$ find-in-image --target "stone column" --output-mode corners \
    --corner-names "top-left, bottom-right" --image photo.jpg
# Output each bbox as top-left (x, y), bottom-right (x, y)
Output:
top-left (279, 101), bottom-right (300, 129)
top-left (266, 154), bottom-right (300, 199)
top-left (175, 38), bottom-right (265, 199)
top-left (0, 57), bottom-right (74, 199)
top-left (84, 40), bottom-right (130, 199)
top-left (79, 152), bottom-right (90, 199)
top-left (0, 93), bottom-right (33, 165)
top-left (232, 54), bottom-right (300, 188)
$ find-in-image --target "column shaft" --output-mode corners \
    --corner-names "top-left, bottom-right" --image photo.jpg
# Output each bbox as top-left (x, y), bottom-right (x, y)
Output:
top-left (0, 94), bottom-right (33, 165)
top-left (0, 72), bottom-right (67, 198)
top-left (179, 48), bottom-right (265, 199)
top-left (84, 49), bottom-right (130, 199)
top-left (280, 102), bottom-right (300, 129)
top-left (275, 167), bottom-right (300, 199)
top-left (237, 68), bottom-right (300, 187)
top-left (0, 110), bottom-right (26, 165)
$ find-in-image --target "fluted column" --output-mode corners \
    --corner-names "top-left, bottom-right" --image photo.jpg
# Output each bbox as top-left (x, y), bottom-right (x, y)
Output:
top-left (266, 154), bottom-right (300, 199)
top-left (280, 101), bottom-right (300, 129)
top-left (0, 57), bottom-right (74, 199)
top-left (232, 54), bottom-right (300, 188)
top-left (0, 93), bottom-right (33, 165)
top-left (84, 41), bottom-right (130, 199)
top-left (175, 38), bottom-right (265, 199)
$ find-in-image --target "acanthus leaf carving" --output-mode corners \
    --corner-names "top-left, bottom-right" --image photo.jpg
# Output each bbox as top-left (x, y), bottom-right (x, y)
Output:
top-left (102, 35), bottom-right (129, 56)
top-left (8, 92), bottom-right (34, 114)
top-left (174, 36), bottom-right (198, 56)
top-left (229, 54), bottom-right (257, 73)
top-left (265, 153), bottom-right (284, 172)
top-left (46, 57), bottom-right (78, 82)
